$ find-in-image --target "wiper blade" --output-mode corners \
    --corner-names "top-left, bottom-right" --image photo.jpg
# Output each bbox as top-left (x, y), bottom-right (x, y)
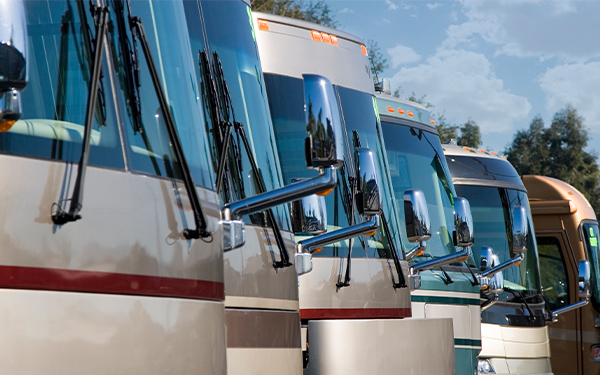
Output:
top-left (127, 2), bottom-right (209, 239)
top-left (381, 212), bottom-right (407, 288)
top-left (503, 287), bottom-right (536, 320)
top-left (52, 4), bottom-right (109, 224)
top-left (201, 50), bottom-right (290, 267)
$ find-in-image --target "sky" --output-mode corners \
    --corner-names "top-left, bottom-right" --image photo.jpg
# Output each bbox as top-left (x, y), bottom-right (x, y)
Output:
top-left (323, 0), bottom-right (600, 155)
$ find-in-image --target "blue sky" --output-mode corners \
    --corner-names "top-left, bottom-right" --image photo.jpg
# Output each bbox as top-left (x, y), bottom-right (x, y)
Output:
top-left (324, 0), bottom-right (600, 155)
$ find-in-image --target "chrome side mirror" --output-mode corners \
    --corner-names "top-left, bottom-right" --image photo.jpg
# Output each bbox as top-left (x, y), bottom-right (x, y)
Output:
top-left (479, 247), bottom-right (504, 295)
top-left (579, 259), bottom-right (591, 299)
top-left (551, 260), bottom-right (591, 322)
top-left (355, 147), bottom-right (381, 216)
top-left (454, 197), bottom-right (474, 248)
top-left (291, 194), bottom-right (327, 235)
top-left (512, 206), bottom-right (528, 254)
top-left (410, 196), bottom-right (472, 276)
top-left (303, 74), bottom-right (344, 169)
top-left (0, 0), bottom-right (28, 127)
top-left (404, 189), bottom-right (431, 260)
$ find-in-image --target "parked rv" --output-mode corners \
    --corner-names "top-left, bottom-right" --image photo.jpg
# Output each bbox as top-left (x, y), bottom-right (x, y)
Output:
top-left (523, 176), bottom-right (597, 375)
top-left (378, 95), bottom-right (482, 375)
top-left (443, 145), bottom-right (551, 375)
top-left (255, 13), bottom-right (476, 374)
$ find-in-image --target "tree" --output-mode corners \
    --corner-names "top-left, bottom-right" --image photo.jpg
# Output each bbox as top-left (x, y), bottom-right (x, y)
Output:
top-left (435, 115), bottom-right (458, 144)
top-left (367, 40), bottom-right (388, 83)
top-left (505, 106), bottom-right (600, 216)
top-left (457, 119), bottom-right (482, 148)
top-left (251, 0), bottom-right (337, 28)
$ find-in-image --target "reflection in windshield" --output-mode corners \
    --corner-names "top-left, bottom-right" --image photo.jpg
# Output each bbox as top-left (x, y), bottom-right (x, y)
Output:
top-left (582, 222), bottom-right (600, 309)
top-left (380, 122), bottom-right (461, 261)
top-left (455, 185), bottom-right (542, 301)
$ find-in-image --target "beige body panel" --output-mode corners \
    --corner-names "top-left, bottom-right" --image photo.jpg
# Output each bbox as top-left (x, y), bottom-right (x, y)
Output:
top-left (304, 318), bottom-right (455, 375)
top-left (299, 257), bottom-right (411, 316)
top-left (228, 348), bottom-right (302, 375)
top-left (480, 323), bottom-right (551, 359)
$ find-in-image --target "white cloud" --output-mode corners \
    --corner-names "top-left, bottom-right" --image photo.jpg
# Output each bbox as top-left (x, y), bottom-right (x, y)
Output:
top-left (427, 3), bottom-right (443, 10)
top-left (385, 0), bottom-right (398, 10)
top-left (539, 61), bottom-right (600, 131)
top-left (338, 8), bottom-right (354, 14)
top-left (388, 45), bottom-right (422, 67)
top-left (447, 1), bottom-right (600, 61)
top-left (389, 49), bottom-right (531, 134)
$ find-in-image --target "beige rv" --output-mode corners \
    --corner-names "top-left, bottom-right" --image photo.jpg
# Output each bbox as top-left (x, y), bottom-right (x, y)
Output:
top-left (523, 175), bottom-right (600, 375)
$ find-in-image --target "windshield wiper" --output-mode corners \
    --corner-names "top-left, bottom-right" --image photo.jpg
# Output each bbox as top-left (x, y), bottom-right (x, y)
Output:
top-left (125, 2), bottom-right (209, 239)
top-left (52, 4), bottom-right (109, 224)
top-left (200, 50), bottom-right (291, 267)
top-left (503, 286), bottom-right (536, 321)
top-left (381, 212), bottom-right (407, 288)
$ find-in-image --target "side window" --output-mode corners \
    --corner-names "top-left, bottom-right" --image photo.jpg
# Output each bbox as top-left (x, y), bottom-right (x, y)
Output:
top-left (537, 236), bottom-right (570, 310)
top-left (8, 1), bottom-right (124, 168)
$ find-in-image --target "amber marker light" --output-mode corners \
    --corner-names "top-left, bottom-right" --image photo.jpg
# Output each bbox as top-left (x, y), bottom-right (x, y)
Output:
top-left (361, 44), bottom-right (368, 56)
top-left (311, 30), bottom-right (322, 42)
top-left (459, 255), bottom-right (470, 262)
top-left (398, 108), bottom-right (405, 115)
top-left (313, 248), bottom-right (323, 253)
top-left (365, 229), bottom-right (377, 237)
top-left (0, 120), bottom-right (16, 132)
top-left (322, 33), bottom-right (332, 44)
top-left (387, 106), bottom-right (394, 112)
top-left (257, 19), bottom-right (269, 31)
top-left (330, 35), bottom-right (338, 45)
top-left (430, 119), bottom-right (435, 125)
top-left (317, 188), bottom-right (333, 196)
top-left (407, 111), bottom-right (414, 117)
top-left (417, 249), bottom-right (425, 256)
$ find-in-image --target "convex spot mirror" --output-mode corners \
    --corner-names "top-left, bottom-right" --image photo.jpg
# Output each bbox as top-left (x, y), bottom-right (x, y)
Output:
top-left (291, 193), bottom-right (327, 236)
top-left (404, 189), bottom-right (431, 243)
top-left (454, 197), bottom-right (474, 248)
top-left (579, 259), bottom-right (591, 299)
top-left (355, 147), bottom-right (381, 216)
top-left (512, 206), bottom-right (528, 254)
top-left (303, 74), bottom-right (344, 170)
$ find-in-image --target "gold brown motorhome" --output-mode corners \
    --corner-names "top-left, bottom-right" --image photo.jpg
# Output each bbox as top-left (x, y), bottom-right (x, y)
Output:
top-left (254, 13), bottom-right (479, 374)
top-left (523, 175), bottom-right (599, 375)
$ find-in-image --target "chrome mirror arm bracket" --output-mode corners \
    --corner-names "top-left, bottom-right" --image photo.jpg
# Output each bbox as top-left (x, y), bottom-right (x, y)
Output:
top-left (221, 168), bottom-right (337, 250)
top-left (410, 247), bottom-right (471, 274)
top-left (405, 242), bottom-right (426, 261)
top-left (480, 254), bottom-right (524, 280)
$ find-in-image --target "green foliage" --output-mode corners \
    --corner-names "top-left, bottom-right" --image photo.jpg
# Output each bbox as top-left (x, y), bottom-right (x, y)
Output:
top-left (505, 105), bottom-right (600, 216)
top-left (457, 119), bottom-right (482, 148)
top-left (367, 40), bottom-right (388, 83)
top-left (435, 115), bottom-right (458, 144)
top-left (251, 0), bottom-right (337, 28)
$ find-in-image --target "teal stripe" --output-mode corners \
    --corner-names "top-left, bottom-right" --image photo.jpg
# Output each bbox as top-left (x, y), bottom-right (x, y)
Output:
top-left (411, 295), bottom-right (480, 306)
top-left (455, 347), bottom-right (479, 375)
top-left (454, 338), bottom-right (482, 347)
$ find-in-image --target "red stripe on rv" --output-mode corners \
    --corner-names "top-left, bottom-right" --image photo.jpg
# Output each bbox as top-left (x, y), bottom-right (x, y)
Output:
top-left (300, 308), bottom-right (411, 319)
top-left (0, 265), bottom-right (224, 301)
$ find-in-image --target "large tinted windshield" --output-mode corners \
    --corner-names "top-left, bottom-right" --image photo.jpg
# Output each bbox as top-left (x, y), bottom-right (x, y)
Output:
top-left (582, 222), bottom-right (600, 310)
top-left (265, 73), bottom-right (402, 259)
top-left (185, 1), bottom-right (290, 229)
top-left (455, 185), bottom-right (542, 300)
top-left (380, 121), bottom-right (460, 260)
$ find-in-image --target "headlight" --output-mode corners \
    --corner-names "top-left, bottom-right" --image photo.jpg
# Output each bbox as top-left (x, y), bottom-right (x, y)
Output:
top-left (477, 359), bottom-right (496, 374)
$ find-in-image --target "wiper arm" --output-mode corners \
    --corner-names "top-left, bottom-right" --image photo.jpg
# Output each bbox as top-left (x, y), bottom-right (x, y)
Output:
top-left (503, 287), bottom-right (536, 321)
top-left (203, 51), bottom-right (291, 267)
top-left (126, 8), bottom-right (209, 239)
top-left (52, 4), bottom-right (109, 224)
top-left (381, 212), bottom-right (407, 288)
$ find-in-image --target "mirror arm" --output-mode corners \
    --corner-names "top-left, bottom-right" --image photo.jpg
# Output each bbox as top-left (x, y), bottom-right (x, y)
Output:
top-left (550, 299), bottom-right (589, 323)
top-left (410, 247), bottom-right (470, 274)
top-left (481, 254), bottom-right (524, 279)
top-left (405, 242), bottom-right (426, 261)
top-left (297, 215), bottom-right (379, 255)
top-left (222, 167), bottom-right (336, 222)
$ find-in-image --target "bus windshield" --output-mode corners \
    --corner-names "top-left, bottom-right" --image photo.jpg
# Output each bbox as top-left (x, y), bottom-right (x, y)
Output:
top-left (380, 121), bottom-right (463, 261)
top-left (455, 185), bottom-right (543, 301)
top-left (264, 73), bottom-right (402, 259)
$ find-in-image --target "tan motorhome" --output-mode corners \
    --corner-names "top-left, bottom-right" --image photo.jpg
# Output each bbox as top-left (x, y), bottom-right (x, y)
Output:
top-left (523, 176), bottom-right (600, 375)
